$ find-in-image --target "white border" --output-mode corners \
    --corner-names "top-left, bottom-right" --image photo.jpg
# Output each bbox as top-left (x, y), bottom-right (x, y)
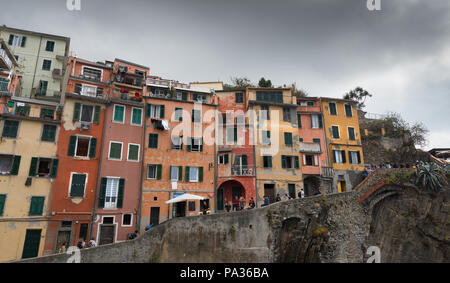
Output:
top-left (108, 141), bottom-right (123, 161)
top-left (347, 126), bottom-right (356, 141)
top-left (127, 143), bottom-right (140, 162)
top-left (329, 102), bottom-right (338, 116)
top-left (82, 65), bottom-right (103, 82)
top-left (147, 164), bottom-right (157, 180)
top-left (130, 107), bottom-right (143, 126)
top-left (74, 135), bottom-right (92, 159)
top-left (112, 104), bottom-right (125, 124)
top-left (68, 172), bottom-right (88, 198)
top-left (331, 125), bottom-right (340, 139)
top-left (122, 213), bottom-right (133, 227)
top-left (344, 103), bottom-right (353, 117)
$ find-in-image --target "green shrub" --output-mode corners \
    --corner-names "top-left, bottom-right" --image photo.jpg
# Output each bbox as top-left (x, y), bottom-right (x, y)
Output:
top-left (415, 162), bottom-right (448, 192)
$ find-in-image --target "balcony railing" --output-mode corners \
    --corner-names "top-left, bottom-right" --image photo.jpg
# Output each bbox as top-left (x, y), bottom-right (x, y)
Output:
top-left (321, 166), bottom-right (334, 178)
top-left (231, 165), bottom-right (254, 176)
top-left (299, 142), bottom-right (321, 153)
top-left (0, 48), bottom-right (13, 70)
top-left (0, 81), bottom-right (9, 92)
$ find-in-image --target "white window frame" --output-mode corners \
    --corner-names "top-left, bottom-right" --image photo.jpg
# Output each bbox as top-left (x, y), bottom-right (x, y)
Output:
top-left (80, 104), bottom-right (95, 123)
top-left (127, 143), bottom-right (140, 162)
top-left (189, 167), bottom-right (199, 183)
top-left (334, 150), bottom-right (344, 164)
top-left (173, 107), bottom-right (183, 122)
top-left (311, 114), bottom-right (319, 129)
top-left (74, 135), bottom-right (92, 159)
top-left (122, 213), bottom-right (133, 227)
top-left (150, 105), bottom-right (161, 118)
top-left (171, 135), bottom-right (182, 150)
top-left (11, 35), bottom-right (25, 47)
top-left (0, 154), bottom-right (14, 174)
top-left (130, 107), bottom-right (143, 126)
top-left (170, 166), bottom-right (179, 181)
top-left (218, 155), bottom-right (225, 164)
top-left (348, 126), bottom-right (356, 141)
top-left (147, 164), bottom-right (157, 180)
top-left (192, 109), bottom-right (202, 123)
top-left (42, 59), bottom-right (52, 71)
top-left (350, 151), bottom-right (359, 164)
top-left (331, 125), bottom-right (340, 139)
top-left (108, 141), bottom-right (123, 161)
top-left (344, 103), bottom-right (353, 117)
top-left (113, 104), bottom-right (125, 124)
top-left (329, 102), bottom-right (338, 115)
top-left (103, 177), bottom-right (120, 209)
top-left (81, 66), bottom-right (103, 82)
top-left (80, 84), bottom-right (98, 97)
top-left (68, 172), bottom-right (88, 198)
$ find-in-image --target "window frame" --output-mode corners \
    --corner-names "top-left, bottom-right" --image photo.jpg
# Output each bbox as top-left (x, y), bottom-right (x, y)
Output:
top-left (170, 166), bottom-right (180, 181)
top-left (108, 141), bottom-right (123, 161)
top-left (189, 167), bottom-right (199, 182)
top-left (45, 40), bottom-right (55, 52)
top-left (42, 59), bottom-right (52, 71)
top-left (348, 126), bottom-right (356, 141)
top-left (127, 143), bottom-right (140, 162)
top-left (41, 124), bottom-right (57, 142)
top-left (147, 164), bottom-right (158, 180)
top-left (74, 135), bottom-right (92, 158)
top-left (68, 172), bottom-right (88, 198)
top-left (344, 103), bottom-right (353, 118)
top-left (130, 107), bottom-right (143, 126)
top-left (104, 177), bottom-right (120, 209)
top-left (331, 125), bottom-right (340, 139)
top-left (122, 213), bottom-right (133, 227)
top-left (113, 104), bottom-right (125, 124)
top-left (174, 107), bottom-right (183, 122)
top-left (2, 120), bottom-right (20, 138)
top-left (81, 66), bottom-right (103, 82)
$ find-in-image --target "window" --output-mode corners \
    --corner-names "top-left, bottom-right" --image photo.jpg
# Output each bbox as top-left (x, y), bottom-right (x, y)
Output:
top-left (40, 108), bottom-right (55, 120)
top-left (332, 126), bottom-right (340, 139)
top-left (283, 108), bottom-right (291, 122)
top-left (76, 84), bottom-right (98, 97)
top-left (148, 134), bottom-right (158, 148)
top-left (192, 109), bottom-right (201, 123)
top-left (37, 158), bottom-right (52, 177)
top-left (82, 67), bottom-right (102, 81)
top-left (135, 69), bottom-right (145, 76)
top-left (176, 91), bottom-right (187, 101)
top-left (235, 92), bottom-right (244, 103)
top-left (218, 154), bottom-right (229, 164)
top-left (256, 91), bottom-right (283, 103)
top-left (263, 156), bottom-right (272, 168)
top-left (14, 55), bottom-right (19, 61)
top-left (311, 115), bottom-right (319, 128)
top-left (236, 115), bottom-right (245, 126)
top-left (131, 108), bottom-right (142, 126)
top-left (190, 138), bottom-right (202, 152)
top-left (151, 88), bottom-right (166, 97)
top-left (227, 127), bottom-right (237, 143)
top-left (329, 102), bottom-right (337, 115)
top-left (109, 142), bottom-right (123, 160)
top-left (105, 178), bottom-right (119, 209)
top-left (113, 105), bottom-right (125, 123)
top-left (170, 166), bottom-right (182, 181)
top-left (282, 155), bottom-right (300, 169)
top-left (174, 107), bottom-right (183, 122)
top-left (307, 101), bottom-right (314, 106)
top-left (333, 150), bottom-right (346, 164)
top-left (171, 136), bottom-right (183, 150)
top-left (2, 120), bottom-right (19, 138)
top-left (260, 105), bottom-right (270, 120)
top-left (0, 155), bottom-right (21, 175)
top-left (80, 105), bottom-right (94, 123)
top-left (348, 127), bottom-right (356, 141)
top-left (313, 138), bottom-right (321, 147)
top-left (8, 34), bottom-right (26, 47)
top-left (42, 59), bottom-right (52, 71)
top-left (103, 217), bottom-right (114, 224)
top-left (70, 174), bottom-right (86, 197)
top-left (45, 41), bottom-right (55, 52)
top-left (149, 104), bottom-right (164, 119)
top-left (79, 224), bottom-right (88, 240)
top-left (29, 157), bottom-right (58, 178)
top-left (0, 195), bottom-right (6, 216)
top-left (29, 196), bottom-right (45, 216)
top-left (193, 94), bottom-right (207, 103)
top-left (188, 201), bottom-right (196, 211)
top-left (122, 214), bottom-right (132, 226)
top-left (189, 167), bottom-right (198, 182)
top-left (297, 114), bottom-right (302, 128)
top-left (304, 155), bottom-right (315, 166)
top-left (284, 132), bottom-right (293, 146)
top-left (262, 130), bottom-right (271, 146)
top-left (345, 104), bottom-right (353, 117)
top-left (76, 137), bottom-right (91, 157)
top-left (61, 221), bottom-right (72, 228)
top-left (288, 184), bottom-right (296, 199)
top-left (349, 151), bottom-right (361, 164)
top-left (127, 144), bottom-right (140, 162)
top-left (38, 81), bottom-right (48, 95)
top-left (147, 164), bottom-right (162, 180)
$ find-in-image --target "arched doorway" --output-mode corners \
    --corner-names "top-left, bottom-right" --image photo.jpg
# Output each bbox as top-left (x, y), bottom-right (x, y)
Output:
top-left (217, 180), bottom-right (246, 211)
top-left (303, 176), bottom-right (321, 197)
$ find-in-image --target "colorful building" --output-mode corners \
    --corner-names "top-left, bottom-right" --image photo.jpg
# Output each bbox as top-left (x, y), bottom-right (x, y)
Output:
top-left (247, 87), bottom-right (303, 204)
top-left (320, 97), bottom-right (365, 193)
top-left (216, 89), bottom-right (256, 210)
top-left (140, 77), bottom-right (217, 227)
top-left (91, 59), bottom-right (147, 245)
top-left (296, 97), bottom-right (332, 196)
top-left (43, 57), bottom-right (111, 255)
top-left (0, 25), bottom-right (70, 101)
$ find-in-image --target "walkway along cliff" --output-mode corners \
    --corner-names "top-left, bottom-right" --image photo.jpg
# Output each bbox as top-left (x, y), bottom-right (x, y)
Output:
top-left (18, 169), bottom-right (450, 263)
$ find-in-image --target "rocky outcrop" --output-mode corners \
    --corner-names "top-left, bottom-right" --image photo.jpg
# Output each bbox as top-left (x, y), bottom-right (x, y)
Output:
top-left (18, 169), bottom-right (449, 263)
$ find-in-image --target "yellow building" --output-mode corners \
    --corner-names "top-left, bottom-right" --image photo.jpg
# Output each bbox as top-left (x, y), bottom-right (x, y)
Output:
top-left (320, 97), bottom-right (364, 193)
top-left (247, 87), bottom-right (302, 204)
top-left (0, 96), bottom-right (60, 262)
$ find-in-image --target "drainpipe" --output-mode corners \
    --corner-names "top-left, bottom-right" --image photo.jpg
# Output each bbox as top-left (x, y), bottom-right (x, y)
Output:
top-left (252, 110), bottom-right (258, 207)
top-left (89, 101), bottom-right (109, 240)
top-left (30, 36), bottom-right (42, 98)
top-left (213, 104), bottom-right (218, 213)
top-left (136, 99), bottom-right (146, 231)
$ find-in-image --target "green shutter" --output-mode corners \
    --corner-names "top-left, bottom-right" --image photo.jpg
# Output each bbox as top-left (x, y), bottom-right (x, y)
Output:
top-left (50, 159), bottom-right (59, 178)
top-left (0, 195), bottom-right (6, 216)
top-left (242, 155), bottom-right (248, 166)
top-left (285, 133), bottom-right (292, 146)
top-left (224, 154), bottom-right (229, 164)
top-left (281, 155), bottom-right (287, 169)
top-left (93, 105), bottom-right (101, 124)
top-left (2, 120), bottom-right (19, 138)
top-left (132, 108), bottom-right (142, 125)
top-left (187, 137), bottom-right (192, 152)
top-left (160, 105), bottom-right (165, 119)
top-left (10, 156), bottom-right (21, 175)
top-left (157, 165), bottom-right (162, 180)
top-left (357, 151), bottom-right (361, 164)
top-left (178, 166), bottom-right (183, 181)
top-left (182, 92), bottom-right (187, 101)
top-left (68, 136), bottom-right (77, 156)
top-left (146, 103), bottom-right (151, 117)
top-left (149, 134), bottom-right (158, 148)
top-left (294, 156), bottom-right (300, 169)
top-left (98, 178), bottom-right (107, 208)
top-left (89, 138), bottom-right (97, 158)
top-left (185, 166), bottom-right (190, 181)
top-left (29, 196), bottom-right (44, 216)
top-left (199, 167), bottom-right (203, 182)
top-left (8, 34), bottom-right (14, 45)
top-left (200, 138), bottom-right (203, 152)
top-left (318, 115), bottom-right (323, 128)
top-left (29, 157), bottom-right (38, 177)
top-left (341, 151), bottom-right (346, 163)
top-left (297, 114), bottom-right (302, 128)
top-left (117, 179), bottom-right (125, 208)
top-left (234, 127), bottom-right (237, 142)
top-left (114, 105), bottom-right (124, 122)
top-left (70, 174), bottom-right (86, 197)
top-left (20, 36), bottom-right (26, 47)
top-left (73, 103), bottom-right (81, 121)
top-left (268, 156), bottom-right (272, 168)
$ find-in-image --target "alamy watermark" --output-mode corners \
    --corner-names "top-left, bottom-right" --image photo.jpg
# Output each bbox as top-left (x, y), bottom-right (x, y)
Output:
top-left (66, 0), bottom-right (81, 11)
top-left (366, 246), bottom-right (381, 263)
top-left (367, 0), bottom-right (381, 11)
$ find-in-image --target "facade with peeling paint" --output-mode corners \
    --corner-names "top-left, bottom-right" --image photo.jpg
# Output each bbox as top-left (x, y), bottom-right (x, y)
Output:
top-left (320, 97), bottom-right (365, 193)
top-left (140, 77), bottom-right (217, 228)
top-left (43, 57), bottom-right (111, 255)
top-left (247, 87), bottom-right (303, 205)
top-left (216, 89), bottom-right (256, 211)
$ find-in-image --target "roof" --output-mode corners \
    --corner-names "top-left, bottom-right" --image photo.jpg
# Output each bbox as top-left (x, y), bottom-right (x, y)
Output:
top-left (114, 58), bottom-right (149, 70)
top-left (319, 97), bottom-right (356, 104)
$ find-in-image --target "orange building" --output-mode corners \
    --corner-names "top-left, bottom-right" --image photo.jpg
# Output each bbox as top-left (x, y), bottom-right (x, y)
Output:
top-left (296, 97), bottom-right (332, 196)
top-left (44, 57), bottom-right (111, 254)
top-left (140, 77), bottom-right (217, 227)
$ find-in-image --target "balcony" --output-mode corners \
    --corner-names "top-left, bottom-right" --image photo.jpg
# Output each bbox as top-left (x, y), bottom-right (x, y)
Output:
top-left (299, 142), bottom-right (321, 153)
top-left (297, 105), bottom-right (321, 113)
top-left (231, 165), bottom-right (254, 176)
top-left (0, 48), bottom-right (13, 70)
top-left (0, 80), bottom-right (9, 92)
top-left (52, 68), bottom-right (64, 79)
top-left (320, 166), bottom-right (334, 178)
top-left (114, 72), bottom-right (144, 88)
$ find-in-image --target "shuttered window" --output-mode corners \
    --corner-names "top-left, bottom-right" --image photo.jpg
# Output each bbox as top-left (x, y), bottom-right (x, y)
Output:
top-left (0, 195), bottom-right (6, 216)
top-left (348, 127), bottom-right (356, 141)
top-left (263, 156), bottom-right (272, 168)
top-left (42, 60), bottom-right (52, 71)
top-left (29, 196), bottom-right (45, 216)
top-left (45, 41), bottom-right (55, 52)
top-left (174, 108), bottom-right (183, 122)
top-left (70, 174), bottom-right (86, 197)
top-left (2, 120), bottom-right (19, 138)
top-left (127, 144), bottom-right (139, 161)
top-left (345, 104), bottom-right (353, 117)
top-left (148, 134), bottom-right (158, 148)
top-left (41, 125), bottom-right (57, 142)
top-left (131, 108), bottom-right (142, 125)
top-left (332, 126), bottom-right (340, 139)
top-left (235, 92), bottom-right (244, 103)
top-left (297, 114), bottom-right (302, 128)
top-left (329, 102), bottom-right (337, 115)
top-left (113, 105), bottom-right (125, 123)
top-left (284, 132), bottom-right (293, 146)
top-left (109, 142), bottom-right (123, 160)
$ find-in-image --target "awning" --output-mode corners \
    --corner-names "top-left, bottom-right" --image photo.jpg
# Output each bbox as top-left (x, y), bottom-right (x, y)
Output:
top-left (165, 193), bottom-right (206, 204)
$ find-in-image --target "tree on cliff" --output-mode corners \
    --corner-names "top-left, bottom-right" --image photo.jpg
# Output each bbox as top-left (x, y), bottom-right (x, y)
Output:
top-left (258, 77), bottom-right (273, 88)
top-left (344, 87), bottom-right (372, 109)
top-left (223, 76), bottom-right (255, 90)
top-left (383, 112), bottom-right (429, 148)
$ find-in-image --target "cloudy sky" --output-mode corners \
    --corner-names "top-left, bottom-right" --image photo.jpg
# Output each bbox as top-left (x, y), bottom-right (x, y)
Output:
top-left (1, 0), bottom-right (449, 150)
